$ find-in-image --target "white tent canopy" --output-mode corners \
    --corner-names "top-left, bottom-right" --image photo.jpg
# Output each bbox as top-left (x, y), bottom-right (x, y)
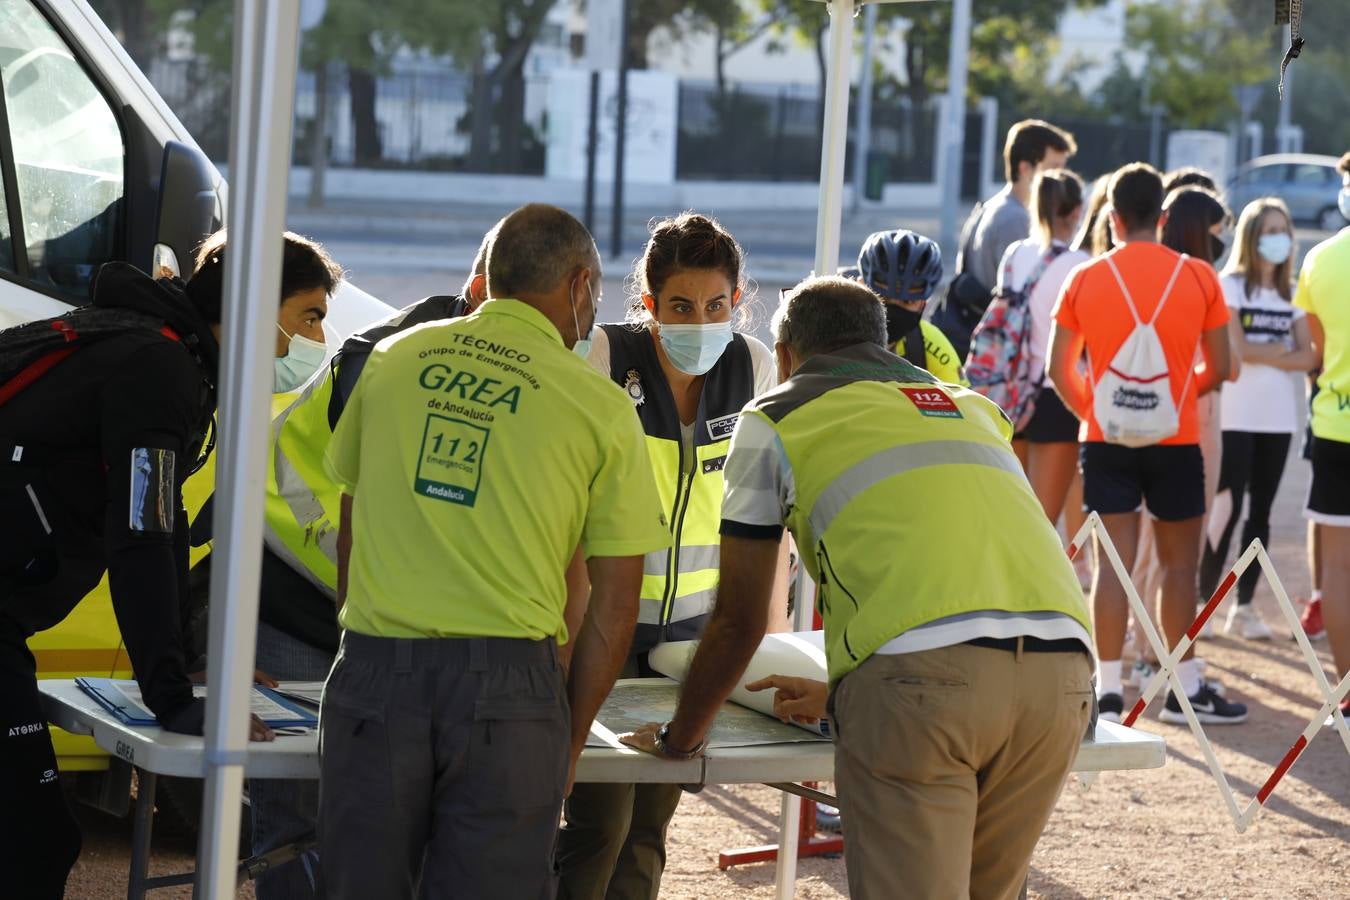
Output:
top-left (196, 2), bottom-right (961, 898)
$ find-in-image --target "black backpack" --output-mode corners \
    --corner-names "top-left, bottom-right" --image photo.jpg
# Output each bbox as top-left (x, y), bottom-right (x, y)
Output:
top-left (0, 306), bottom-right (185, 409)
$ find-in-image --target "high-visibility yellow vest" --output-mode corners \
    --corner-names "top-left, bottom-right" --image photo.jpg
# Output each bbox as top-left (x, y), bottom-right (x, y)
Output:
top-left (600, 324), bottom-right (756, 653)
top-left (748, 342), bottom-right (1091, 681)
top-left (264, 372), bottom-right (341, 595)
top-left (263, 295), bottom-right (469, 594)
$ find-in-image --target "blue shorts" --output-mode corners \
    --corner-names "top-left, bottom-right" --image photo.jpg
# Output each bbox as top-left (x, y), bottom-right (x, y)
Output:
top-left (1080, 442), bottom-right (1205, 522)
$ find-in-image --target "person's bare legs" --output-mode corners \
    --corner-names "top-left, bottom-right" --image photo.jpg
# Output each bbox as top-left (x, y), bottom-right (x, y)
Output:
top-left (1093, 513), bottom-right (1141, 668)
top-left (1065, 472), bottom-right (1092, 586)
top-left (1012, 438), bottom-right (1030, 472)
top-left (1319, 525), bottom-right (1350, 682)
top-left (1025, 442), bottom-right (1078, 524)
top-left (1152, 516), bottom-right (1205, 663)
top-left (1310, 522), bottom-right (1323, 595)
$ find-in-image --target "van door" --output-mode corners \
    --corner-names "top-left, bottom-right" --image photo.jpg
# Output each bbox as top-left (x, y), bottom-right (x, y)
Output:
top-left (0, 0), bottom-right (127, 327)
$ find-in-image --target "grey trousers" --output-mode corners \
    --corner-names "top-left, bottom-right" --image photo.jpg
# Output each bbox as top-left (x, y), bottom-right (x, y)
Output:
top-left (317, 631), bottom-right (570, 900)
top-left (250, 621), bottom-right (333, 900)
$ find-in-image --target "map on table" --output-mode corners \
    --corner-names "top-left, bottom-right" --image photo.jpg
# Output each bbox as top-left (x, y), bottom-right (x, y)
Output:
top-left (587, 679), bottom-right (830, 749)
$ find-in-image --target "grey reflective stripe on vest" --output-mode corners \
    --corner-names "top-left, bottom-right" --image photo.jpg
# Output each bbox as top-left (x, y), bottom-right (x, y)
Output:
top-left (270, 391), bottom-right (328, 528)
top-left (809, 440), bottom-right (1024, 537)
top-left (638, 587), bottom-right (717, 625)
top-left (642, 543), bottom-right (720, 577)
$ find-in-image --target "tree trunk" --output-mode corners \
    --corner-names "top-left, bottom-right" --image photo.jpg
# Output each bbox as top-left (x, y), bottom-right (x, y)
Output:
top-left (115, 0), bottom-right (154, 68)
top-left (467, 56), bottom-right (494, 172)
top-left (307, 63), bottom-right (330, 209)
top-left (348, 65), bottom-right (382, 167)
top-left (498, 64), bottom-right (527, 174)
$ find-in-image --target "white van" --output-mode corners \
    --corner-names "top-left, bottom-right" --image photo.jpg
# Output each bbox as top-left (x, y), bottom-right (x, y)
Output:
top-left (1, 0), bottom-right (394, 823)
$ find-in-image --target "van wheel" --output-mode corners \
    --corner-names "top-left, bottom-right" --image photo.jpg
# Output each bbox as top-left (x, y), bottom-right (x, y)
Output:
top-left (153, 774), bottom-right (252, 855)
top-left (1318, 206), bottom-right (1348, 232)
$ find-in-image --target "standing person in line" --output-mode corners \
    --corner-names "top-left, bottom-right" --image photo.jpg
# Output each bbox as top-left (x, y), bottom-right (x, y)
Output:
top-left (1200, 198), bottom-right (1318, 640)
top-left (1126, 186), bottom-right (1240, 689)
top-left (935, 120), bottom-right (1077, 358)
top-left (1047, 163), bottom-right (1245, 725)
top-left (995, 168), bottom-right (1087, 522)
top-left (1292, 152), bottom-right (1350, 723)
top-left (1127, 187), bottom-right (1238, 681)
top-left (622, 277), bottom-right (1094, 900)
top-left (557, 213), bottom-right (780, 900)
top-left (318, 204), bottom-right (670, 899)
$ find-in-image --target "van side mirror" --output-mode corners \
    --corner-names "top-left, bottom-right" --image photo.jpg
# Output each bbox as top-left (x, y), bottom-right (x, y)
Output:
top-left (155, 141), bottom-right (219, 278)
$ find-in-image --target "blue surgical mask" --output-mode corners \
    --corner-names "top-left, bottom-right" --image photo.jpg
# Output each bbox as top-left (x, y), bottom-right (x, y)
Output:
top-left (1339, 186), bottom-right (1350, 224)
top-left (658, 322), bottom-right (734, 375)
top-left (274, 324), bottom-right (327, 392)
top-left (1256, 232), bottom-right (1293, 266)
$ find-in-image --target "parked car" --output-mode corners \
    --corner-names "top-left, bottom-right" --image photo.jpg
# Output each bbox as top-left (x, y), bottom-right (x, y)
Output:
top-left (1, 0), bottom-right (393, 816)
top-left (1225, 154), bottom-right (1349, 231)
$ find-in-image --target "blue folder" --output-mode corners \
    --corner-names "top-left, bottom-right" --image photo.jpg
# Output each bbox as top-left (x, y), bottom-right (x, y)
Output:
top-left (75, 677), bottom-right (319, 728)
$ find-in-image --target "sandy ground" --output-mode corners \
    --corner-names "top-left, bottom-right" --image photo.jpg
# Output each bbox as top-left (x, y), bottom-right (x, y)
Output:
top-left (62, 454), bottom-right (1348, 899)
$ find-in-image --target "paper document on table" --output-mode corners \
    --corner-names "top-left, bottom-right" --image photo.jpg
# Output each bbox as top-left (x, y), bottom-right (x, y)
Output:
top-left (647, 631), bottom-right (829, 736)
top-left (586, 679), bottom-right (829, 748)
top-left (273, 682), bottom-right (326, 708)
top-left (75, 677), bottom-right (318, 727)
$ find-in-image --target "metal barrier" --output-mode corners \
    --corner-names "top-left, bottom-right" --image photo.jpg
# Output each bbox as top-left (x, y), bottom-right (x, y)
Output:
top-left (1067, 512), bottom-right (1350, 833)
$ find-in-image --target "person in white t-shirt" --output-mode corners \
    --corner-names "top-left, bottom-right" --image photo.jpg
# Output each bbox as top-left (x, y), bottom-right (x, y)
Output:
top-left (1199, 197), bottom-right (1318, 638)
top-left (996, 168), bottom-right (1088, 524)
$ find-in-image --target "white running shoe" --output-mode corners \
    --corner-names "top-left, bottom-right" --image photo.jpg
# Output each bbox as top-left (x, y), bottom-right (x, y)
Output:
top-left (1225, 604), bottom-right (1274, 641)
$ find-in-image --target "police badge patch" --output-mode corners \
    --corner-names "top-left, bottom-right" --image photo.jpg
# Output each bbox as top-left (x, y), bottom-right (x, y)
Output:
top-left (623, 369), bottom-right (645, 407)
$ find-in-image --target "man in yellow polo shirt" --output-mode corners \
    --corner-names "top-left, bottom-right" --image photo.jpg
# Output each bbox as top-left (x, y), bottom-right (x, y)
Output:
top-left (624, 277), bottom-right (1093, 899)
top-left (318, 204), bottom-right (670, 899)
top-left (1295, 150), bottom-right (1350, 724)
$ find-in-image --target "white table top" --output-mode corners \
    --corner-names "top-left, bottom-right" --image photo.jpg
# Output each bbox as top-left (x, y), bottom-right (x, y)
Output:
top-left (39, 679), bottom-right (1165, 783)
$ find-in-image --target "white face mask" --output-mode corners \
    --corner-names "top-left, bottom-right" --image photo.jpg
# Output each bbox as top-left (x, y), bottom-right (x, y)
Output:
top-left (571, 278), bottom-right (597, 357)
top-left (274, 324), bottom-right (326, 392)
top-left (1339, 186), bottom-right (1350, 224)
top-left (1256, 232), bottom-right (1293, 266)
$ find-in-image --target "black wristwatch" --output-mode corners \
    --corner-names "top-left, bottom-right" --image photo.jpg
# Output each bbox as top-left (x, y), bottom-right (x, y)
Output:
top-left (655, 721), bottom-right (706, 760)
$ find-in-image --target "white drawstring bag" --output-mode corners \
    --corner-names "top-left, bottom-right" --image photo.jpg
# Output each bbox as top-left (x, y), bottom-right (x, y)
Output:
top-left (1092, 254), bottom-right (1192, 447)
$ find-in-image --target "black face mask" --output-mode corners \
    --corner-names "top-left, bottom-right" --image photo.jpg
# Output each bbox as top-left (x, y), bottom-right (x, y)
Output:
top-left (885, 303), bottom-right (923, 345)
top-left (1209, 234), bottom-right (1226, 263)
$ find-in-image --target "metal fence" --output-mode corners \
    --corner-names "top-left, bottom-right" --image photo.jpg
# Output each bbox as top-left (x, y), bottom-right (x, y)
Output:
top-left (145, 57), bottom-right (1161, 191)
top-left (676, 80), bottom-right (939, 184)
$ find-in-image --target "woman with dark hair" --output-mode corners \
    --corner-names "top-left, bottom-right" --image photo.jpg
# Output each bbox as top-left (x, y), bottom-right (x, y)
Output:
top-left (1161, 187), bottom-right (1230, 264)
top-left (1200, 197), bottom-right (1317, 638)
top-left (996, 169), bottom-right (1087, 524)
top-left (557, 212), bottom-right (780, 900)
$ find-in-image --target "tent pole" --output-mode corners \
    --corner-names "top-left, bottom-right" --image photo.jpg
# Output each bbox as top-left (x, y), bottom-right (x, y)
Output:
top-left (196, 1), bottom-right (302, 896)
top-left (811, 0), bottom-right (857, 278)
top-left (780, 6), bottom-right (856, 898)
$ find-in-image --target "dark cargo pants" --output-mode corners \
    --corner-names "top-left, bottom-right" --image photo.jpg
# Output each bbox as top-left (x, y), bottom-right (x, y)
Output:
top-left (317, 631), bottom-right (570, 900)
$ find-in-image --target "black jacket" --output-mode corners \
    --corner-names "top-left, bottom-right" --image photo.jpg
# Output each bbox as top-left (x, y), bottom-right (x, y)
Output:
top-left (0, 264), bottom-right (217, 733)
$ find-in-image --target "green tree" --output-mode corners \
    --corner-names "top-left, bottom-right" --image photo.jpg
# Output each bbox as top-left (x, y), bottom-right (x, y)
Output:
top-left (1124, 1), bottom-right (1271, 129)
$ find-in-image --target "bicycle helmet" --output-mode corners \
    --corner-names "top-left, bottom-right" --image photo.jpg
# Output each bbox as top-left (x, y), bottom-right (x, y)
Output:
top-left (856, 230), bottom-right (944, 303)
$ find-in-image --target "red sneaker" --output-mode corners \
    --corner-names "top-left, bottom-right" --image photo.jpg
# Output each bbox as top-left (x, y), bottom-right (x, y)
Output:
top-left (1299, 598), bottom-right (1326, 642)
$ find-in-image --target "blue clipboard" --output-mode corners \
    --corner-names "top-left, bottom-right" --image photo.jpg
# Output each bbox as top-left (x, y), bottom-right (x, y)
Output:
top-left (76, 677), bottom-right (319, 728)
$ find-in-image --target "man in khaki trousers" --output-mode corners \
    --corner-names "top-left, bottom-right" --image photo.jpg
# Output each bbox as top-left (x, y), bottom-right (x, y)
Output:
top-left (624, 277), bottom-right (1094, 899)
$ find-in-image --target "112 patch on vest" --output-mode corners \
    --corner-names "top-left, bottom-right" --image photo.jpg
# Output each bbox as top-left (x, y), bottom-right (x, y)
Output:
top-left (899, 387), bottom-right (963, 419)
top-left (415, 413), bottom-right (490, 506)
